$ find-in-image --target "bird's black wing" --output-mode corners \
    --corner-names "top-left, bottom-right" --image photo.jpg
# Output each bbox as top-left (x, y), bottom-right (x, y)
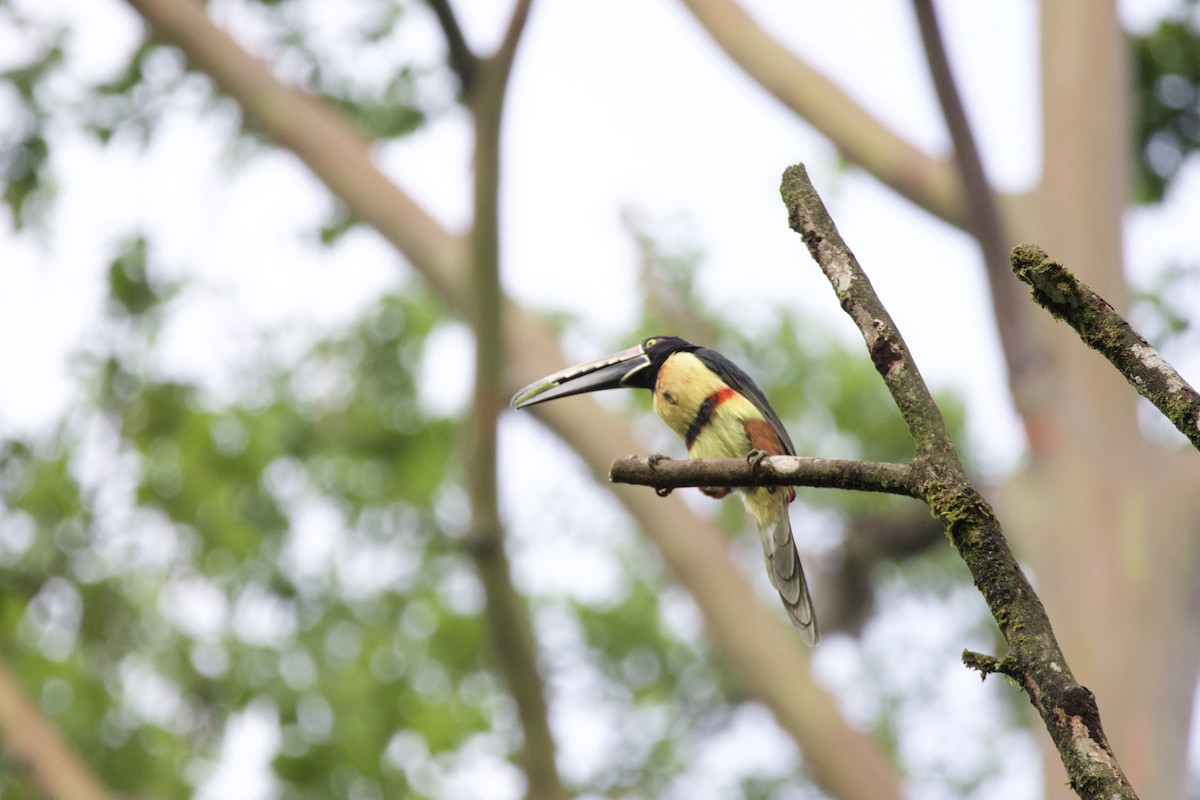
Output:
top-left (693, 347), bottom-right (796, 456)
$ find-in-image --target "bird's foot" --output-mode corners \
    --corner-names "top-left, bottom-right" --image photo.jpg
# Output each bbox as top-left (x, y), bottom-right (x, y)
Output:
top-left (648, 454), bottom-right (674, 496)
top-left (699, 486), bottom-right (731, 499)
top-left (746, 450), bottom-right (790, 499)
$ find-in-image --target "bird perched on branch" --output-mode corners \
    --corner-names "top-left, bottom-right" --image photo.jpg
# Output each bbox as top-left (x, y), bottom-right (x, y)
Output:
top-left (511, 336), bottom-right (818, 645)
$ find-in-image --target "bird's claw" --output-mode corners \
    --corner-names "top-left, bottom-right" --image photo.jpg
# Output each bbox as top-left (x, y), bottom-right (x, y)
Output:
top-left (746, 449), bottom-right (782, 496)
top-left (746, 449), bottom-right (769, 471)
top-left (649, 454), bottom-right (673, 495)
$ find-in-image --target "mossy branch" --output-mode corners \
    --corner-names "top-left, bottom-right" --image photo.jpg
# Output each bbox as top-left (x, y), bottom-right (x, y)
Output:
top-left (603, 167), bottom-right (1140, 799)
top-left (1012, 243), bottom-right (1200, 452)
top-left (613, 164), bottom-right (1144, 799)
top-left (777, 164), bottom-right (1137, 800)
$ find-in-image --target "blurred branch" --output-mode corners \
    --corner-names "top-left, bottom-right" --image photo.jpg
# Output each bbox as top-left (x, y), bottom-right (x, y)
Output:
top-left (910, 0), bottom-right (1044, 423)
top-left (427, 0), bottom-right (478, 92)
top-left (121, 0), bottom-right (471, 303)
top-left (609, 455), bottom-right (919, 496)
top-left (0, 657), bottom-right (113, 800)
top-left (493, 0), bottom-right (533, 80)
top-left (781, 163), bottom-right (1138, 800)
top-left (1012, 244), bottom-right (1200, 451)
top-left (461, 1), bottom-right (564, 797)
top-left (120, 3), bottom-right (904, 796)
top-left (832, 509), bottom-right (944, 634)
top-left (678, 0), bottom-right (968, 229)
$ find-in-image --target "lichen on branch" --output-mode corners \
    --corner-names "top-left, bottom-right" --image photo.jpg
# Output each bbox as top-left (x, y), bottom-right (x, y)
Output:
top-left (1012, 243), bottom-right (1200, 452)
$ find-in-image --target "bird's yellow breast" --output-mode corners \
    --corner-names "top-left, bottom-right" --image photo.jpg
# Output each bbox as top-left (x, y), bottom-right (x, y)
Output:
top-left (651, 352), bottom-right (759, 458)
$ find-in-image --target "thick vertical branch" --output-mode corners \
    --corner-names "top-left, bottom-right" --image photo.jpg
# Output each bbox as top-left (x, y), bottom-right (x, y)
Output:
top-left (461, 3), bottom-right (564, 799)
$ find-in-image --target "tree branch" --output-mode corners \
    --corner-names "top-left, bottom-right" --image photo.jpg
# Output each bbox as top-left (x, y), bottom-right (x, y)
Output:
top-left (678, 0), bottom-right (968, 229)
top-left (609, 455), bottom-right (919, 497)
top-left (426, 0), bottom-right (478, 93)
top-left (120, 4), bottom-right (905, 795)
top-left (0, 657), bottom-right (113, 800)
top-left (493, 0), bottom-right (534, 81)
top-left (780, 166), bottom-right (953, 461)
top-left (780, 164), bottom-right (1138, 800)
top-left (1012, 244), bottom-right (1200, 452)
top-left (462, 1), bottom-right (563, 796)
top-left (910, 0), bottom-right (1044, 420)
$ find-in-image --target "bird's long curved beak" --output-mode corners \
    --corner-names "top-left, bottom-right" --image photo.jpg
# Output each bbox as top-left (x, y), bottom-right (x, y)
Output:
top-left (511, 344), bottom-right (651, 409)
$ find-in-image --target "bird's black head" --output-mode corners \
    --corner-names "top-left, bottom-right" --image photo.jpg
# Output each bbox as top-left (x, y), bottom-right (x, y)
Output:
top-left (510, 335), bottom-right (697, 409)
top-left (621, 336), bottom-right (697, 389)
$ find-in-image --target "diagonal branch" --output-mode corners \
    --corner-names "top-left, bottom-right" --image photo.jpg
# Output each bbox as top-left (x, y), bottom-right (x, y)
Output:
top-left (780, 165), bottom-right (953, 461)
top-left (780, 164), bottom-right (1138, 799)
top-left (1012, 244), bottom-right (1200, 452)
top-left (609, 455), bottom-right (919, 496)
top-left (909, 0), bottom-right (1043, 417)
top-left (678, 0), bottom-right (967, 229)
top-left (0, 657), bottom-right (113, 800)
top-left (426, 0), bottom-right (478, 92)
top-left (493, 0), bottom-right (534, 79)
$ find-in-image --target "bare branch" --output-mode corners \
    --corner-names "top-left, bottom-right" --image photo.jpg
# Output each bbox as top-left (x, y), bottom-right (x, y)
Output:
top-left (781, 164), bottom-right (1139, 800)
top-left (122, 0), bottom-right (470, 303)
top-left (609, 455), bottom-right (919, 497)
top-left (426, 0), bottom-right (478, 92)
top-left (0, 657), bottom-right (113, 800)
top-left (678, 0), bottom-right (968, 229)
top-left (493, 0), bottom-right (534, 80)
top-left (462, 0), bottom-right (561, 793)
top-left (1012, 244), bottom-right (1200, 452)
top-left (910, 0), bottom-right (1044, 417)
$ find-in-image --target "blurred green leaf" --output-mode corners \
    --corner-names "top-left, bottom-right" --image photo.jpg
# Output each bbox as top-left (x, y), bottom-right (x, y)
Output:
top-left (1134, 17), bottom-right (1200, 203)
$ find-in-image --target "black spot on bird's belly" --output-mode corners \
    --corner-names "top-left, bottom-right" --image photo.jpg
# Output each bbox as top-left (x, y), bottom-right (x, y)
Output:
top-left (661, 391), bottom-right (677, 405)
top-left (684, 387), bottom-right (735, 449)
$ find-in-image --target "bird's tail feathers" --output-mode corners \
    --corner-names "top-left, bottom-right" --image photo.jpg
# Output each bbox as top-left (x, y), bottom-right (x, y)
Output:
top-left (757, 501), bottom-right (819, 646)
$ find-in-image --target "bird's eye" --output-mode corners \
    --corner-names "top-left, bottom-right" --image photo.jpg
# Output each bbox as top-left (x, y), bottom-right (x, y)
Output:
top-left (645, 338), bottom-right (657, 349)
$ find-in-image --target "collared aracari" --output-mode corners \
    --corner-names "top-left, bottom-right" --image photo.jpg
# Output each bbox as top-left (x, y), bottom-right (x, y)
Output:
top-left (511, 336), bottom-right (818, 645)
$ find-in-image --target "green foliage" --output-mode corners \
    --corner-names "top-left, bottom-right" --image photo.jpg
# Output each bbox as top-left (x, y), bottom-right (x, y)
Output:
top-left (569, 566), bottom-right (736, 797)
top-left (1134, 14), bottom-right (1200, 203)
top-left (0, 224), bottom-right (497, 796)
top-left (0, 4), bottom-right (1017, 799)
top-left (0, 22), bottom-right (62, 228)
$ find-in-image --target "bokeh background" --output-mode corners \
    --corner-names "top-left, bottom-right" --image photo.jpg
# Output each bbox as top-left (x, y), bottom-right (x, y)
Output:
top-left (2, 1), bottom-right (1199, 798)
